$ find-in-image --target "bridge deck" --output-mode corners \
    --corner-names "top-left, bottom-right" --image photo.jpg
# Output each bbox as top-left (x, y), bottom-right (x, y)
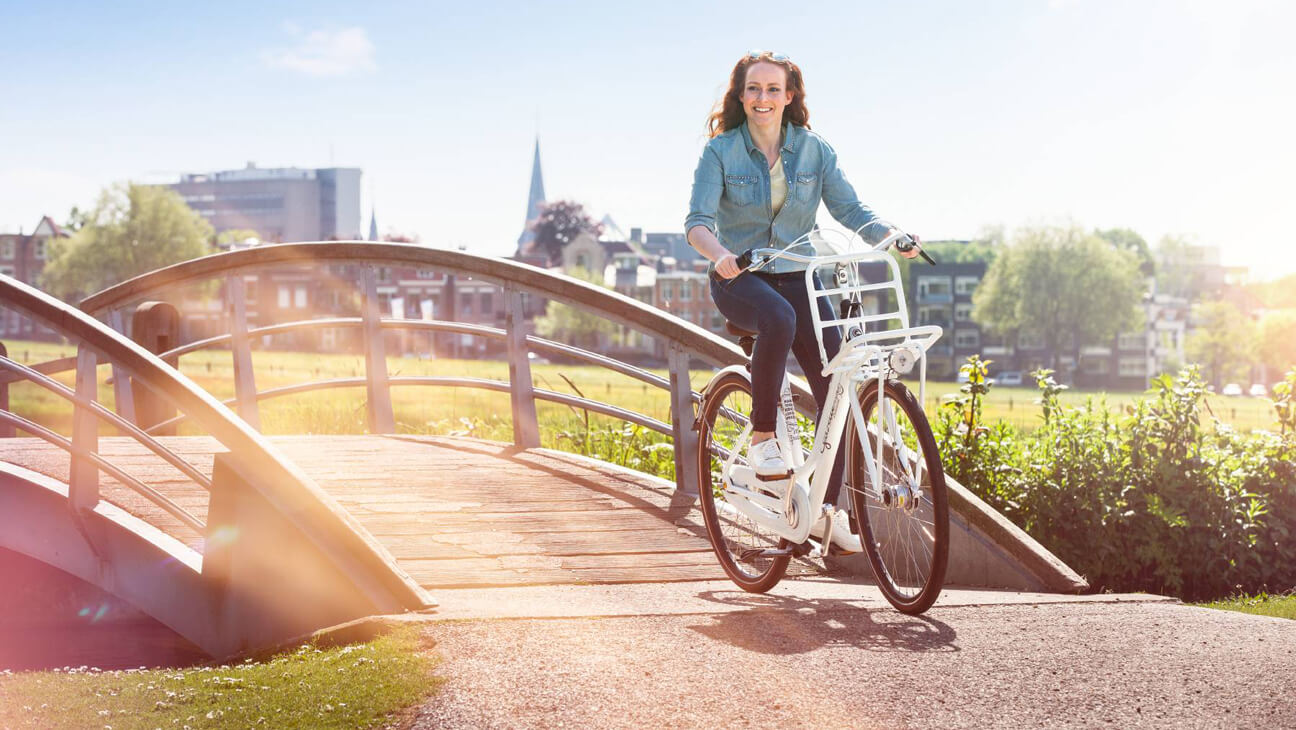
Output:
top-left (0, 436), bottom-right (818, 590)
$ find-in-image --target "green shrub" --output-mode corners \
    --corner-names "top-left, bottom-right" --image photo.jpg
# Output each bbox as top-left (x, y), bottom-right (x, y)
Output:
top-left (936, 360), bottom-right (1296, 601)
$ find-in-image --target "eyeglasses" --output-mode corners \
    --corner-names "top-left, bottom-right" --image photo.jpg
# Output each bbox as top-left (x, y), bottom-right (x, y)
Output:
top-left (747, 49), bottom-right (791, 63)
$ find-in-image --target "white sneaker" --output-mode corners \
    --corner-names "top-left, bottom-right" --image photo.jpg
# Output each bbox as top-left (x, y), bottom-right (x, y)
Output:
top-left (747, 438), bottom-right (789, 478)
top-left (812, 509), bottom-right (862, 555)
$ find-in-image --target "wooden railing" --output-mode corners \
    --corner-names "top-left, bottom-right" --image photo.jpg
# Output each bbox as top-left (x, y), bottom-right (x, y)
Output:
top-left (0, 272), bottom-right (431, 648)
top-left (78, 242), bottom-right (817, 497)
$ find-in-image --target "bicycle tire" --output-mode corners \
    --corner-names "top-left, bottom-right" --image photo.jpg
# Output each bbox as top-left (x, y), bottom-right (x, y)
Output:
top-left (695, 369), bottom-right (790, 592)
top-left (845, 378), bottom-right (949, 614)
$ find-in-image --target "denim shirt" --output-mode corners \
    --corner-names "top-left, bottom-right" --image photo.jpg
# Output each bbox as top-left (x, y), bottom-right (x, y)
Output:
top-left (685, 122), bottom-right (894, 274)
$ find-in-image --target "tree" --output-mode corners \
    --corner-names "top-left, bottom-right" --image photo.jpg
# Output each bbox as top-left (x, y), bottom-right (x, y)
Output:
top-left (527, 200), bottom-right (602, 266)
top-left (1153, 234), bottom-right (1209, 299)
top-left (1255, 310), bottom-right (1296, 384)
top-left (533, 267), bottom-right (616, 351)
top-left (41, 183), bottom-right (215, 301)
top-left (1095, 227), bottom-right (1154, 277)
top-left (972, 224), bottom-right (1144, 372)
top-left (1185, 300), bottom-right (1256, 388)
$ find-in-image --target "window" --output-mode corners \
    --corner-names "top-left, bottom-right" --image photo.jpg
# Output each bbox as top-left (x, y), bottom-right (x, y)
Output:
top-left (918, 306), bottom-right (951, 328)
top-left (459, 292), bottom-right (473, 315)
top-left (1, 240), bottom-right (12, 259)
top-left (480, 292), bottom-right (493, 315)
top-left (1018, 331), bottom-right (1044, 349)
top-left (277, 285), bottom-right (290, 308)
top-left (955, 276), bottom-right (979, 296)
top-left (661, 281), bottom-right (675, 301)
top-left (954, 329), bottom-right (980, 349)
top-left (1117, 332), bottom-right (1145, 351)
top-left (576, 254), bottom-right (589, 270)
top-left (377, 267), bottom-right (391, 283)
top-left (1118, 358), bottom-right (1146, 377)
top-left (33, 240), bottom-right (45, 260)
top-left (680, 282), bottom-right (692, 301)
top-left (294, 285), bottom-right (307, 308)
top-left (917, 277), bottom-right (951, 299)
top-left (1082, 357), bottom-right (1110, 375)
top-left (955, 303), bottom-right (973, 322)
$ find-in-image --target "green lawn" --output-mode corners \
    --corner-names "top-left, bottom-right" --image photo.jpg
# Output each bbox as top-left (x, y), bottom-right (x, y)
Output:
top-left (1195, 593), bottom-right (1296, 620)
top-left (0, 627), bottom-right (440, 730)
top-left (2, 339), bottom-right (1280, 439)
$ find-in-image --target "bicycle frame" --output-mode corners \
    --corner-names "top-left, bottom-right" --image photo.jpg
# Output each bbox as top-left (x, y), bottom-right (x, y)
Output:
top-left (710, 244), bottom-right (943, 552)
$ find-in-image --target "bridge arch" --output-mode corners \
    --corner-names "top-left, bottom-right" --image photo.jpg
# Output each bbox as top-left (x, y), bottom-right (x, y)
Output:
top-left (0, 274), bottom-right (431, 660)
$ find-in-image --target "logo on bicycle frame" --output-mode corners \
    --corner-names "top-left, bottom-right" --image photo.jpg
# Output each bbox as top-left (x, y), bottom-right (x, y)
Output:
top-left (821, 383), bottom-right (845, 452)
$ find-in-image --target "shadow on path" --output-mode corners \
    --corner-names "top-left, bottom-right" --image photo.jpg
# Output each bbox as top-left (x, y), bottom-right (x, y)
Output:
top-left (686, 588), bottom-right (959, 655)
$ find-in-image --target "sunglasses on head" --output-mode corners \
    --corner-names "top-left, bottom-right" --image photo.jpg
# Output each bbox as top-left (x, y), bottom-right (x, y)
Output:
top-left (747, 50), bottom-right (791, 63)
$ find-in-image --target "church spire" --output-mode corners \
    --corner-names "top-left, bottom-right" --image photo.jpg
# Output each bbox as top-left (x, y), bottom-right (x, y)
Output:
top-left (368, 205), bottom-right (378, 241)
top-left (516, 137), bottom-right (546, 254)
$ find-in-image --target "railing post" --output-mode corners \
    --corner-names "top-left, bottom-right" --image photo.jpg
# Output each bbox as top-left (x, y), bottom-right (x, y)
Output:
top-left (0, 341), bottom-right (12, 437)
top-left (70, 344), bottom-right (99, 511)
top-left (668, 343), bottom-right (699, 497)
top-left (107, 308), bottom-right (137, 425)
top-left (505, 286), bottom-right (539, 448)
top-left (361, 265), bottom-right (396, 434)
top-left (226, 275), bottom-right (261, 431)
top-left (131, 301), bottom-right (180, 435)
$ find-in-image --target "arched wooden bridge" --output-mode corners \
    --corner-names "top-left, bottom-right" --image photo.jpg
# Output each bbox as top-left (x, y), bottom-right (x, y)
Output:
top-left (0, 244), bottom-right (1084, 663)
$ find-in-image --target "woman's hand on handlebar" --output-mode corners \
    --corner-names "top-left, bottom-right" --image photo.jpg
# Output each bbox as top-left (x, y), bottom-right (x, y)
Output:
top-left (715, 252), bottom-right (743, 279)
top-left (893, 232), bottom-right (922, 259)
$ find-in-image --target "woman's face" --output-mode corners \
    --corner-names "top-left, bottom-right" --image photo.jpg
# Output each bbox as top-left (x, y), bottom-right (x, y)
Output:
top-left (741, 62), bottom-right (792, 131)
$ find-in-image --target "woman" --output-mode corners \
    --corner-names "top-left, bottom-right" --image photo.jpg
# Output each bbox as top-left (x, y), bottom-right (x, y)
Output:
top-left (684, 50), bottom-right (919, 549)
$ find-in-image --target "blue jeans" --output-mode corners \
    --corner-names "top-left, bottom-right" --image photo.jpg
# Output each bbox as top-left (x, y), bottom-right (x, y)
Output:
top-left (709, 270), bottom-right (847, 503)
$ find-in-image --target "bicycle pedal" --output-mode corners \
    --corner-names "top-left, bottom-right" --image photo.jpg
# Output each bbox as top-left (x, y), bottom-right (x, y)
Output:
top-left (790, 541), bottom-right (814, 558)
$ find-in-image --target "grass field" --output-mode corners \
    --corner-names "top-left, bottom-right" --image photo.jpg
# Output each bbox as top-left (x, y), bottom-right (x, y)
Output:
top-left (2, 339), bottom-right (1280, 440)
top-left (1196, 592), bottom-right (1296, 621)
top-left (0, 627), bottom-right (440, 729)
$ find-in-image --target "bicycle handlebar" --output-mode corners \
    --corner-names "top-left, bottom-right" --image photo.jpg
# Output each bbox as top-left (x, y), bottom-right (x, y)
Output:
top-left (735, 229), bottom-right (936, 274)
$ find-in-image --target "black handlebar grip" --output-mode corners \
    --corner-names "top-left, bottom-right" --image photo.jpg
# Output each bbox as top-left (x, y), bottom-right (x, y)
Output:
top-left (735, 250), bottom-right (754, 269)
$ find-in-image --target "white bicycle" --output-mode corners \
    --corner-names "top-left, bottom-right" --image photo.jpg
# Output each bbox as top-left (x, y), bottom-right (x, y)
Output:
top-left (694, 230), bottom-right (949, 614)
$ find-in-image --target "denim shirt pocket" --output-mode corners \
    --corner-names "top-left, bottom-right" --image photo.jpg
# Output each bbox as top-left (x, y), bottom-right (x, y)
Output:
top-left (724, 174), bottom-right (759, 206)
top-left (794, 172), bottom-right (818, 204)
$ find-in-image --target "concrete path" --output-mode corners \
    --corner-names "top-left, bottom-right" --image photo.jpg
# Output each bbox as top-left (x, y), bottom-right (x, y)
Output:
top-left (409, 579), bottom-right (1294, 729)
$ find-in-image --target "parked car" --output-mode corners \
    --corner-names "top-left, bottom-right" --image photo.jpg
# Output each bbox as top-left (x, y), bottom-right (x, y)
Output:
top-left (1249, 383), bottom-right (1268, 397)
top-left (1221, 383), bottom-right (1243, 396)
top-left (997, 371), bottom-right (1024, 387)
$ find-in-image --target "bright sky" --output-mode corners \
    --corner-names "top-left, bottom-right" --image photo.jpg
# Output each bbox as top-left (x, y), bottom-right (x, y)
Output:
top-left (2, 0), bottom-right (1293, 278)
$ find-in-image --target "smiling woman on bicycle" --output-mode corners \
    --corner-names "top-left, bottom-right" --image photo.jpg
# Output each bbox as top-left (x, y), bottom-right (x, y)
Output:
top-left (685, 50), bottom-right (919, 496)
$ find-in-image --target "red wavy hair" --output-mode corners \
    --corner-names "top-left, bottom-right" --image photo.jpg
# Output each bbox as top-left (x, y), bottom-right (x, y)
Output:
top-left (706, 52), bottom-right (810, 138)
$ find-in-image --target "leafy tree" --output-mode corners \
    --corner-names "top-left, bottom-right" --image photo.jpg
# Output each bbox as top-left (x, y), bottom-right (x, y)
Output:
top-left (1255, 310), bottom-right (1296, 384)
top-left (1153, 234), bottom-right (1216, 299)
top-left (1185, 299), bottom-right (1255, 388)
top-left (533, 267), bottom-right (616, 351)
top-left (42, 183), bottom-right (215, 301)
top-left (527, 200), bottom-right (602, 266)
top-left (1095, 227), bottom-right (1154, 276)
top-left (972, 224), bottom-right (1143, 371)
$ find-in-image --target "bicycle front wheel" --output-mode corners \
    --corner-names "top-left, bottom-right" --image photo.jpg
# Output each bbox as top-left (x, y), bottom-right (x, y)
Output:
top-left (845, 378), bottom-right (949, 614)
top-left (696, 370), bottom-right (790, 593)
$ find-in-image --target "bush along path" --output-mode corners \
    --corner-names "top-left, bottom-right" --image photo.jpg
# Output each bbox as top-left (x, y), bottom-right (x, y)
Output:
top-left (936, 357), bottom-right (1296, 601)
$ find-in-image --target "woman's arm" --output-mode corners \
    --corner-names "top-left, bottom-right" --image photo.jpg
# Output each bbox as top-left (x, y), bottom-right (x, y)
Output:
top-left (684, 143), bottom-right (741, 278)
top-left (687, 225), bottom-right (741, 278)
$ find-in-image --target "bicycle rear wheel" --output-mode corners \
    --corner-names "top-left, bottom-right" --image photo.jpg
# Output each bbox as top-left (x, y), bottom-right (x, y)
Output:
top-left (845, 378), bottom-right (949, 614)
top-left (695, 370), bottom-right (790, 593)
